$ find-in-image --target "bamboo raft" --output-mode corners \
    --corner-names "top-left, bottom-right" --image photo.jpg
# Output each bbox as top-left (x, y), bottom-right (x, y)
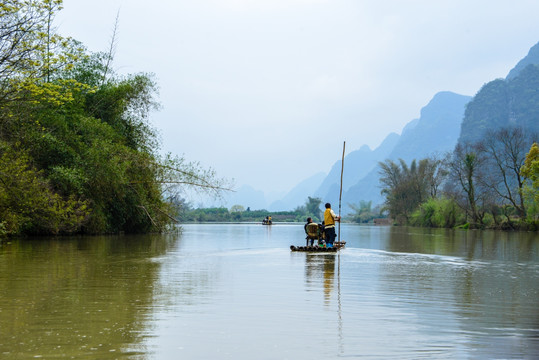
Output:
top-left (293, 142), bottom-right (347, 254)
top-left (290, 242), bottom-right (346, 252)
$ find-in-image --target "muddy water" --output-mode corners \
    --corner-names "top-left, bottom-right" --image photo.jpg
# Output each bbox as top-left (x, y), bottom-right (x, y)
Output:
top-left (1, 224), bottom-right (537, 359)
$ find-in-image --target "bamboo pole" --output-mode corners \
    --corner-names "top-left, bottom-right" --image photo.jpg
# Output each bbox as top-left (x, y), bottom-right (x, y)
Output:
top-left (338, 141), bottom-right (345, 242)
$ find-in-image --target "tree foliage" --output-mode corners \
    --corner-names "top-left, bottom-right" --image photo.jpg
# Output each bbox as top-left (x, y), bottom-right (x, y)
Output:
top-left (446, 143), bottom-right (485, 226)
top-left (521, 142), bottom-right (539, 220)
top-left (378, 157), bottom-right (445, 224)
top-left (475, 127), bottom-right (533, 219)
top-left (0, 1), bottom-right (229, 236)
top-left (378, 127), bottom-right (538, 229)
top-left (294, 197), bottom-right (323, 222)
top-left (0, 142), bottom-right (89, 234)
top-left (177, 206), bottom-right (301, 223)
top-left (348, 200), bottom-right (379, 223)
top-left (409, 197), bottom-right (461, 228)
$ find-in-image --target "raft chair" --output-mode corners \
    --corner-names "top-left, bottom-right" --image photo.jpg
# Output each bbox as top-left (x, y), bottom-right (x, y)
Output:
top-left (305, 223), bottom-right (323, 246)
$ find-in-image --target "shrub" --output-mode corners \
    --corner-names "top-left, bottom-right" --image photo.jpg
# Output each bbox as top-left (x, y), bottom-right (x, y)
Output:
top-left (410, 197), bottom-right (463, 228)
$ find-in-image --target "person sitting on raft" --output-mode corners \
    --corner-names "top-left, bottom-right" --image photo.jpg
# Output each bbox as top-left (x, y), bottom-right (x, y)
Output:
top-left (304, 217), bottom-right (324, 246)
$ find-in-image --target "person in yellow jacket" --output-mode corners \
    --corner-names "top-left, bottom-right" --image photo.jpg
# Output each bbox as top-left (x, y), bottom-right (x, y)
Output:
top-left (323, 203), bottom-right (341, 247)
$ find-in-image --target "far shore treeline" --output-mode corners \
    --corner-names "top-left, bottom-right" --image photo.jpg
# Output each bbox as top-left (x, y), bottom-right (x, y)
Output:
top-left (373, 58), bottom-right (539, 230)
top-left (376, 136), bottom-right (539, 231)
top-left (0, 1), bottom-right (228, 237)
top-left (187, 130), bottom-right (539, 230)
top-left (180, 129), bottom-right (539, 229)
top-left (175, 197), bottom-right (358, 224)
top-left (179, 131), bottom-right (539, 231)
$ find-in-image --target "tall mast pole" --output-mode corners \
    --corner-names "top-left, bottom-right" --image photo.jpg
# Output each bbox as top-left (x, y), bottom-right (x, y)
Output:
top-left (338, 141), bottom-right (345, 242)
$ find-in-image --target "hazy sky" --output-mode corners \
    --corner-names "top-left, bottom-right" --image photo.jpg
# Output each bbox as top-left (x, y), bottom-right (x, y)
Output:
top-left (56, 0), bottom-right (539, 198)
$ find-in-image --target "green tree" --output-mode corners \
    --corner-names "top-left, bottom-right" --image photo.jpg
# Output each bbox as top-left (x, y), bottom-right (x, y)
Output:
top-left (378, 157), bottom-right (445, 224)
top-left (294, 196), bottom-right (322, 222)
top-left (476, 127), bottom-right (532, 220)
top-left (348, 200), bottom-right (375, 223)
top-left (305, 196), bottom-right (322, 220)
top-left (410, 197), bottom-right (462, 228)
top-left (0, 1), bottom-right (230, 235)
top-left (0, 143), bottom-right (89, 234)
top-left (520, 142), bottom-right (539, 220)
top-left (230, 205), bottom-right (245, 213)
top-left (446, 144), bottom-right (485, 226)
top-left (229, 205), bottom-right (244, 221)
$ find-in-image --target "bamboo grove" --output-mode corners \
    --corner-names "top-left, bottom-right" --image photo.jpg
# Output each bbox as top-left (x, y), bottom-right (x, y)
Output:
top-left (0, 1), bottom-right (229, 236)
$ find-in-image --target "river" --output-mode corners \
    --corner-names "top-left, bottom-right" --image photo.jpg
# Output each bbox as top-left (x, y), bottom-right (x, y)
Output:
top-left (0, 224), bottom-right (538, 359)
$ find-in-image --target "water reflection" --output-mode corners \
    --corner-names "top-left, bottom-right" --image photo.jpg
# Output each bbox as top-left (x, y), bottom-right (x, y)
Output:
top-left (385, 226), bottom-right (539, 262)
top-left (304, 253), bottom-right (337, 304)
top-left (369, 226), bottom-right (539, 358)
top-left (0, 234), bottom-right (177, 359)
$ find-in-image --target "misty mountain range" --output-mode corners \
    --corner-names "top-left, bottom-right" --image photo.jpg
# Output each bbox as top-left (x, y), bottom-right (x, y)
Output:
top-left (223, 41), bottom-right (539, 212)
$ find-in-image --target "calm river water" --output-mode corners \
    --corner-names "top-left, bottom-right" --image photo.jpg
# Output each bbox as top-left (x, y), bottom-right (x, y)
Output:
top-left (0, 224), bottom-right (538, 359)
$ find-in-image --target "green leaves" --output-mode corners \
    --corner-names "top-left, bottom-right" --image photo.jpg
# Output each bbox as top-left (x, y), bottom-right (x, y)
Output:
top-left (0, 144), bottom-right (89, 235)
top-left (521, 142), bottom-right (539, 219)
top-left (348, 200), bottom-right (378, 224)
top-left (0, 0), bottom-right (231, 236)
top-left (378, 157), bottom-right (444, 224)
top-left (521, 142), bottom-right (539, 181)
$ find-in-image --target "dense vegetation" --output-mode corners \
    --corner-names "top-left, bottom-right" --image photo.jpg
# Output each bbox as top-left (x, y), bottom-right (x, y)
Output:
top-left (178, 207), bottom-right (300, 223)
top-left (378, 59), bottom-right (539, 230)
top-left (177, 196), bottom-right (385, 224)
top-left (0, 1), bottom-right (228, 236)
top-left (378, 127), bottom-right (539, 230)
top-left (177, 197), bottom-right (326, 223)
